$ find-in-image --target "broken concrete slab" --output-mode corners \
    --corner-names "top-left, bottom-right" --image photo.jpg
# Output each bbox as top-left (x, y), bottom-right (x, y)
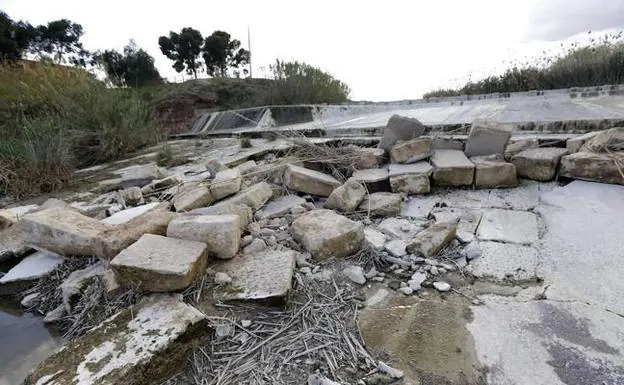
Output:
top-left (257, 195), bottom-right (306, 220)
top-left (172, 184), bottom-right (215, 212)
top-left (101, 202), bottom-right (161, 225)
top-left (431, 150), bottom-right (475, 186)
top-left (512, 147), bottom-right (569, 181)
top-left (377, 217), bottom-right (426, 240)
top-left (378, 114), bottom-right (426, 150)
top-left (292, 209), bottom-right (364, 259)
top-left (566, 131), bottom-right (601, 153)
top-left (388, 162), bottom-right (433, 194)
top-left (0, 225), bottom-right (32, 263)
top-left (384, 239), bottom-right (407, 257)
top-left (406, 221), bottom-right (457, 257)
top-left (476, 209), bottom-right (538, 245)
top-left (111, 234), bottom-right (208, 292)
top-left (20, 207), bottom-right (113, 257)
top-left (560, 152), bottom-right (624, 185)
top-left (167, 215), bottom-right (241, 259)
top-left (359, 192), bottom-right (403, 216)
top-left (0, 251), bottom-right (64, 294)
top-left (504, 138), bottom-right (538, 160)
top-left (389, 138), bottom-right (434, 163)
top-left (116, 164), bottom-right (165, 188)
top-left (471, 156), bottom-right (518, 188)
top-left (234, 160), bottom-right (257, 175)
top-left (431, 137), bottom-right (464, 150)
top-left (188, 203), bottom-right (252, 230)
top-left (324, 179), bottom-right (367, 212)
top-left (27, 294), bottom-right (208, 385)
top-left (580, 126), bottom-right (624, 153)
top-left (141, 175), bottom-right (180, 195)
top-left (350, 168), bottom-right (390, 193)
top-left (283, 164), bottom-right (341, 197)
top-left (430, 207), bottom-right (482, 239)
top-left (210, 168), bottom-right (242, 200)
top-left (214, 249), bottom-right (296, 302)
top-left (467, 241), bottom-right (539, 282)
top-left (213, 182), bottom-right (273, 210)
top-left (364, 228), bottom-right (387, 250)
top-left (464, 120), bottom-right (513, 157)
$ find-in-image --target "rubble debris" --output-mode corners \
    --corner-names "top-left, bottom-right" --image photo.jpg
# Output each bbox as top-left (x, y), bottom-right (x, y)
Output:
top-left (406, 221), bottom-right (457, 257)
top-left (0, 224), bottom-right (32, 263)
top-left (343, 265), bottom-right (366, 284)
top-left (242, 238), bottom-right (267, 254)
top-left (120, 187), bottom-right (143, 206)
top-left (471, 155), bottom-right (518, 188)
top-left (462, 242), bottom-right (482, 260)
top-left (257, 195), bottom-right (307, 220)
top-left (359, 192), bottom-right (403, 217)
top-left (292, 210), bottom-right (364, 259)
top-left (560, 152), bottom-right (624, 185)
top-left (476, 209), bottom-right (538, 245)
top-left (464, 120), bottom-right (513, 157)
top-left (205, 159), bottom-right (229, 173)
top-left (389, 138), bottom-right (434, 163)
top-left (511, 147), bottom-right (569, 181)
top-left (325, 179), bottom-right (367, 212)
top-left (388, 162), bottom-right (433, 194)
top-left (214, 272), bottom-right (232, 285)
top-left (430, 150), bottom-right (475, 186)
top-left (27, 295), bottom-right (209, 385)
top-left (167, 214), bottom-right (241, 259)
top-left (234, 160), bottom-right (258, 175)
top-left (172, 183), bottom-right (215, 212)
top-left (379, 114), bottom-right (426, 149)
top-left (111, 234), bottom-right (208, 292)
top-left (283, 164), bottom-right (341, 197)
top-left (141, 175), bottom-right (180, 195)
top-left (101, 202), bottom-right (160, 225)
top-left (214, 181), bottom-right (273, 210)
top-left (214, 249), bottom-right (296, 301)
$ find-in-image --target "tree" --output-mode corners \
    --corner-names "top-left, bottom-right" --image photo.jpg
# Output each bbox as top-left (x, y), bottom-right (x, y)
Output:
top-left (98, 41), bottom-right (162, 87)
top-left (0, 11), bottom-right (35, 63)
top-left (202, 30), bottom-right (250, 77)
top-left (158, 27), bottom-right (203, 79)
top-left (30, 19), bottom-right (87, 64)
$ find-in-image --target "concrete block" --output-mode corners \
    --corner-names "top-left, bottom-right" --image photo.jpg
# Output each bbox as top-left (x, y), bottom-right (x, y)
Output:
top-left (111, 234), bottom-right (208, 291)
top-left (464, 120), bottom-right (513, 157)
top-left (566, 131), bottom-right (601, 153)
top-left (431, 150), bottom-right (475, 186)
top-left (349, 168), bottom-right (390, 192)
top-left (512, 148), bottom-right (569, 181)
top-left (560, 152), bottom-right (624, 185)
top-left (0, 251), bottom-right (63, 294)
top-left (188, 204), bottom-right (252, 230)
top-left (389, 138), bottom-right (434, 163)
top-left (167, 214), bottom-right (241, 259)
top-left (210, 168), bottom-right (242, 200)
top-left (214, 182), bottom-right (273, 210)
top-left (476, 209), bottom-right (538, 245)
top-left (283, 164), bottom-right (341, 197)
top-left (467, 241), bottom-right (539, 282)
top-left (379, 114), bottom-right (426, 149)
top-left (388, 162), bottom-right (433, 194)
top-left (173, 184), bottom-right (215, 212)
top-left (257, 195), bottom-right (306, 220)
top-left (352, 147), bottom-right (386, 169)
top-left (471, 155), bottom-right (518, 188)
top-left (359, 192), bottom-right (403, 216)
top-left (325, 180), bottom-right (367, 212)
top-left (504, 139), bottom-right (538, 160)
top-left (406, 221), bottom-right (457, 257)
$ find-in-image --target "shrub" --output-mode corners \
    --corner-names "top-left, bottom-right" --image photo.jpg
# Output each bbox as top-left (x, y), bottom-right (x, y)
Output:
top-left (240, 136), bottom-right (252, 148)
top-left (264, 60), bottom-right (351, 105)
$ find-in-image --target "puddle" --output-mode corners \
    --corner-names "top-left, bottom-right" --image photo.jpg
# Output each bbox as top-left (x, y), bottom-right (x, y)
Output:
top-left (0, 298), bottom-right (62, 385)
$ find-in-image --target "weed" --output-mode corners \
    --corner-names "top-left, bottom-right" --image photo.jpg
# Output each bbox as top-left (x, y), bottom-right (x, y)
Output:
top-left (156, 144), bottom-right (173, 167)
top-left (240, 136), bottom-right (252, 148)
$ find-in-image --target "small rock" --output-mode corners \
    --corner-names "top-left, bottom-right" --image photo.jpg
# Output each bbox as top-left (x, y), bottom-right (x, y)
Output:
top-left (243, 238), bottom-right (267, 254)
top-left (312, 266), bottom-right (320, 274)
top-left (300, 267), bottom-right (312, 275)
top-left (407, 280), bottom-right (421, 291)
top-left (266, 236), bottom-right (278, 246)
top-left (291, 206), bottom-right (306, 215)
top-left (456, 231), bottom-right (475, 244)
top-left (372, 277), bottom-right (385, 282)
top-left (241, 235), bottom-right (254, 247)
top-left (472, 299), bottom-right (482, 306)
top-left (260, 228), bottom-right (276, 237)
top-left (440, 263), bottom-right (454, 271)
top-left (241, 320), bottom-right (252, 328)
top-left (377, 361), bottom-right (405, 379)
top-left (384, 239), bottom-right (407, 257)
top-left (394, 269), bottom-right (405, 275)
top-left (387, 280), bottom-right (402, 290)
top-left (247, 222), bottom-right (261, 236)
top-left (214, 272), bottom-right (232, 285)
top-left (302, 202), bottom-right (316, 211)
top-left (20, 293), bottom-right (39, 308)
top-left (296, 253), bottom-right (313, 268)
top-left (215, 323), bottom-right (235, 340)
top-left (43, 305), bottom-right (65, 324)
top-left (438, 268), bottom-right (447, 274)
top-left (343, 265), bottom-right (366, 285)
top-left (398, 286), bottom-right (413, 295)
top-left (400, 281), bottom-right (407, 288)
top-left (464, 242), bottom-right (482, 260)
top-left (430, 266), bottom-right (439, 275)
top-left (364, 267), bottom-right (379, 279)
top-left (433, 281), bottom-right (451, 292)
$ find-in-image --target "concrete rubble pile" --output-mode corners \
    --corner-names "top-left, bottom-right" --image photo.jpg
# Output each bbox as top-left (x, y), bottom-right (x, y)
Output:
top-left (1, 114), bottom-right (623, 385)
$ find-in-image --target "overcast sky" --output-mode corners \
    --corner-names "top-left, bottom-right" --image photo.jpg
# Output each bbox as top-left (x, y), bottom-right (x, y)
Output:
top-left (4, 0), bottom-right (624, 101)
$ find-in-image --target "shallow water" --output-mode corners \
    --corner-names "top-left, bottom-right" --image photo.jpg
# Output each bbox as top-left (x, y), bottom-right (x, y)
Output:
top-left (0, 298), bottom-right (61, 385)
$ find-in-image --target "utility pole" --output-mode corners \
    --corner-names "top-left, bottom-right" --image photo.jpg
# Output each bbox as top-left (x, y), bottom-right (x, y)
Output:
top-left (248, 25), bottom-right (252, 78)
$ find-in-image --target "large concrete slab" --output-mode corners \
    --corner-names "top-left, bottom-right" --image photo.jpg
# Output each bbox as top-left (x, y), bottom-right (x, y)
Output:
top-left (468, 241), bottom-right (539, 283)
top-left (512, 147), bottom-right (569, 182)
top-left (167, 215), bottom-right (240, 259)
top-left (27, 295), bottom-right (208, 385)
top-left (560, 152), bottom-right (624, 185)
top-left (257, 195), bottom-right (306, 220)
top-left (476, 209), bottom-right (539, 245)
top-left (283, 164), bottom-right (341, 197)
top-left (0, 251), bottom-right (64, 294)
top-left (215, 249), bottom-right (297, 302)
top-left (389, 138), bottom-right (433, 163)
top-left (111, 234), bottom-right (208, 292)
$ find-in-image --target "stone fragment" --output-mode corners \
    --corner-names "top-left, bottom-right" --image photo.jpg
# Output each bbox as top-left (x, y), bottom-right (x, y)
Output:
top-left (43, 305), bottom-right (65, 324)
top-left (388, 162), bottom-right (433, 194)
top-left (364, 228), bottom-right (387, 250)
top-left (359, 193), bottom-right (403, 217)
top-left (210, 168), bottom-right (242, 200)
top-left (214, 182), bottom-right (273, 210)
top-left (243, 238), bottom-right (267, 254)
top-left (431, 150), bottom-right (475, 186)
top-left (141, 176), bottom-right (180, 195)
top-left (121, 187), bottom-right (143, 206)
top-left (0, 225), bottom-right (32, 263)
top-left (292, 210), bottom-right (364, 259)
top-left (511, 147), bottom-right (569, 181)
top-left (283, 164), bottom-right (341, 197)
top-left (21, 292), bottom-right (39, 307)
top-left (384, 239), bottom-right (407, 257)
top-left (379, 114), bottom-right (426, 149)
top-left (343, 265), bottom-right (366, 285)
top-left (111, 234), bottom-right (208, 292)
top-left (60, 262), bottom-right (108, 311)
top-left (172, 184), bottom-right (215, 212)
top-left (325, 179), bottom-right (367, 212)
top-left (398, 286), bottom-right (413, 295)
top-left (566, 131), bottom-right (601, 153)
top-left (116, 164), bottom-right (165, 188)
top-left (0, 251), bottom-right (64, 294)
top-left (215, 249), bottom-right (297, 302)
top-left (27, 295), bottom-right (208, 385)
top-left (471, 155), bottom-right (518, 188)
top-left (214, 272), bottom-right (232, 285)
top-left (188, 203), bottom-right (252, 230)
top-left (20, 207), bottom-right (113, 257)
top-left (101, 202), bottom-right (161, 225)
top-left (389, 138), bottom-right (434, 163)
top-left (205, 159), bottom-right (229, 173)
top-left (560, 152), bottom-right (624, 185)
top-left (467, 241), bottom-right (539, 282)
top-left (378, 361), bottom-right (405, 379)
top-left (464, 120), bottom-right (513, 157)
top-left (476, 209), bottom-right (538, 245)
top-left (352, 147), bottom-right (386, 169)
top-left (406, 221), bottom-right (457, 257)
top-left (432, 137), bottom-right (464, 150)
top-left (463, 242), bottom-right (482, 260)
top-left (433, 281), bottom-right (451, 292)
top-left (167, 215), bottom-right (241, 259)
top-left (257, 195), bottom-right (306, 220)
top-left (377, 217), bottom-right (426, 240)
top-left (504, 139), bottom-right (538, 160)
top-left (350, 168), bottom-right (390, 193)
top-left (234, 160), bottom-right (258, 175)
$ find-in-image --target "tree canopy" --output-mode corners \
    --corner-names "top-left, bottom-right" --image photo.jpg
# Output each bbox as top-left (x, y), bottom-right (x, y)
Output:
top-left (158, 27), bottom-right (204, 79)
top-left (97, 41), bottom-right (162, 87)
top-left (202, 30), bottom-right (250, 77)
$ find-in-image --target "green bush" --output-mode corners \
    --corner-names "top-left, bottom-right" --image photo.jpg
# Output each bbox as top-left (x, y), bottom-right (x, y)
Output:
top-left (0, 62), bottom-right (160, 198)
top-left (264, 60), bottom-right (351, 105)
